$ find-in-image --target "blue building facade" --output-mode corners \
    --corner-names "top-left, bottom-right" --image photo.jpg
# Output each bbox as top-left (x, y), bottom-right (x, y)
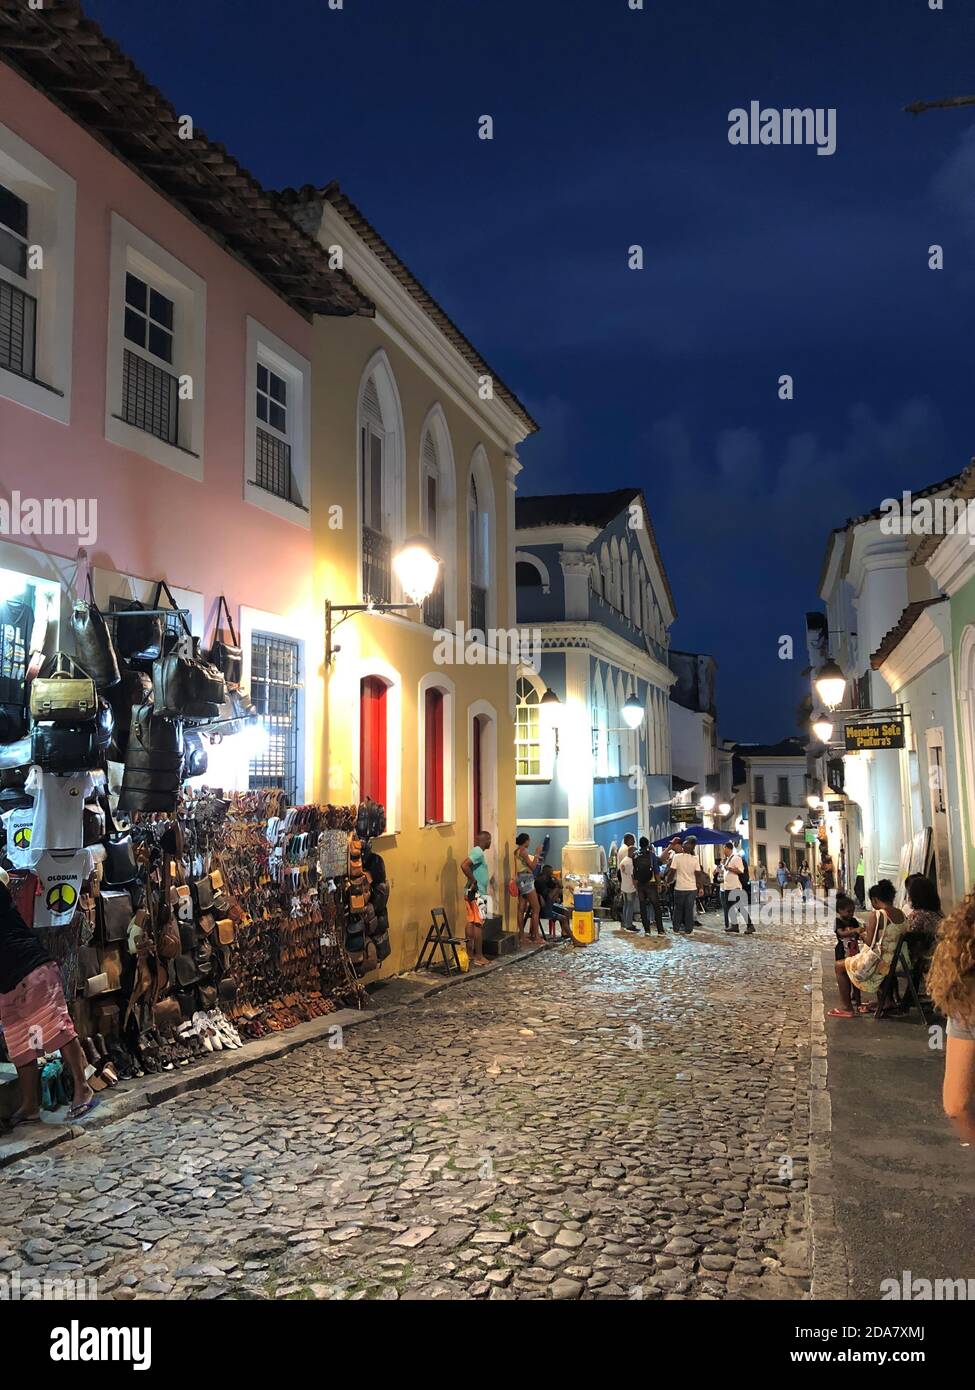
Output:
top-left (514, 490), bottom-right (677, 877)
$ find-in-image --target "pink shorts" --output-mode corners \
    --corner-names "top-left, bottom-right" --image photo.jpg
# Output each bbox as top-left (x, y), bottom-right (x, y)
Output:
top-left (0, 961), bottom-right (77, 1067)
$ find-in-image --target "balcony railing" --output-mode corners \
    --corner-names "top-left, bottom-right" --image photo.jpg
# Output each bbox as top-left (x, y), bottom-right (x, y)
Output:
top-left (121, 348), bottom-right (178, 445)
top-left (0, 279), bottom-right (37, 380)
top-left (470, 583), bottom-right (487, 635)
top-left (423, 570), bottom-right (445, 629)
top-left (362, 525), bottom-right (391, 605)
top-left (256, 426), bottom-right (297, 504)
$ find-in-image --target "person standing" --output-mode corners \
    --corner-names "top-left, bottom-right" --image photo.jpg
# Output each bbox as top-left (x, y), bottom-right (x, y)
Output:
top-left (821, 850), bottom-right (836, 893)
top-left (776, 861), bottom-right (789, 891)
top-left (633, 836), bottom-right (665, 935)
top-left (619, 833), bottom-right (638, 932)
top-left (668, 835), bottom-right (700, 934)
top-left (0, 878), bottom-right (97, 1127)
top-left (798, 861), bottom-right (812, 897)
top-left (926, 890), bottom-right (975, 1144)
top-left (721, 841), bottom-right (754, 934)
top-left (460, 831), bottom-right (492, 967)
top-left (514, 833), bottom-right (544, 947)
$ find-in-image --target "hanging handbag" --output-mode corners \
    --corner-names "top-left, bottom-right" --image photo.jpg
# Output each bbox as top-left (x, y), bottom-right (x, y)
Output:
top-left (153, 997), bottom-right (182, 1035)
top-left (153, 639), bottom-right (226, 721)
top-left (847, 910), bottom-right (889, 988)
top-left (183, 729), bottom-right (208, 778)
top-left (0, 703), bottom-right (28, 744)
top-left (98, 793), bottom-right (139, 887)
top-left (118, 705), bottom-right (184, 814)
top-left (29, 652), bottom-right (97, 723)
top-left (71, 576), bottom-right (121, 690)
top-left (98, 890), bottom-right (132, 944)
top-left (205, 596), bottom-right (243, 686)
top-left (109, 597), bottom-right (164, 662)
top-left (30, 722), bottom-right (101, 773)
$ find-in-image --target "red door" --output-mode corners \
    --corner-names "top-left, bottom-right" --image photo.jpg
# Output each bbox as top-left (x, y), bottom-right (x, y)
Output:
top-left (472, 714), bottom-right (483, 836)
top-left (360, 676), bottom-right (387, 806)
top-left (424, 687), bottom-right (444, 823)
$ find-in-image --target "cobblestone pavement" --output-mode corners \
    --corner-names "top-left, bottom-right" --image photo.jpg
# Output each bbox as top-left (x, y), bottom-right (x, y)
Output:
top-left (0, 910), bottom-right (831, 1300)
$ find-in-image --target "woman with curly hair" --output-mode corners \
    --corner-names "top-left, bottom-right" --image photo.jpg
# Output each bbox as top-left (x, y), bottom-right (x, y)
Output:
top-left (926, 891), bottom-right (975, 1144)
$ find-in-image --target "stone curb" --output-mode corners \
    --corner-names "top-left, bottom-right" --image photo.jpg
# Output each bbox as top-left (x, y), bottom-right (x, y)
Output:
top-left (806, 948), bottom-right (850, 1300)
top-left (0, 937), bottom-right (568, 1171)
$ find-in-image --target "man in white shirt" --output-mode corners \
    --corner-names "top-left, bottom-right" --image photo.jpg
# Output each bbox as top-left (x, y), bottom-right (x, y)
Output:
top-left (668, 834), bottom-right (700, 934)
top-left (721, 841), bottom-right (754, 934)
top-left (619, 833), bottom-right (638, 931)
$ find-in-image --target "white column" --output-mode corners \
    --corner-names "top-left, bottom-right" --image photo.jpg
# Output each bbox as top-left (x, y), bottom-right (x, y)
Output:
top-left (562, 645), bottom-right (601, 875)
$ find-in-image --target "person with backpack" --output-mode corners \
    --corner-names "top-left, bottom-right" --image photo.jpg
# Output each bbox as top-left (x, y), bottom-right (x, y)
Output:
top-left (721, 841), bottom-right (754, 934)
top-left (633, 836), bottom-right (665, 935)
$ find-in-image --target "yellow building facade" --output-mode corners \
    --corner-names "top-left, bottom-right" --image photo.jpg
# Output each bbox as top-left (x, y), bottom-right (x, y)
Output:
top-left (283, 185), bottom-right (538, 976)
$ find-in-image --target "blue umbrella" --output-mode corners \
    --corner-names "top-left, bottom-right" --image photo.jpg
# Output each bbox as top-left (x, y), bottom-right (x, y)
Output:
top-left (652, 825), bottom-right (742, 849)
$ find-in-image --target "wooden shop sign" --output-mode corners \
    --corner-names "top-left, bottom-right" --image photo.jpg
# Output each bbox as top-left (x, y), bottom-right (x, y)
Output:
top-left (844, 717), bottom-right (905, 752)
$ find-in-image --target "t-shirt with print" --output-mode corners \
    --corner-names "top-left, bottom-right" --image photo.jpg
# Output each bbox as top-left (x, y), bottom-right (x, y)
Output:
top-left (1, 806), bottom-right (36, 869)
top-left (32, 849), bottom-right (95, 927)
top-left (469, 845), bottom-right (490, 896)
top-left (25, 766), bottom-right (99, 852)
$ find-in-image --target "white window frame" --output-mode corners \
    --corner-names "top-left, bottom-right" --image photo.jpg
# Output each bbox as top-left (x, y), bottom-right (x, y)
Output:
top-left (238, 605), bottom-right (309, 805)
top-left (106, 213), bottom-right (206, 479)
top-left (0, 122), bottom-right (75, 424)
top-left (515, 666), bottom-right (553, 783)
top-left (244, 316), bottom-right (311, 527)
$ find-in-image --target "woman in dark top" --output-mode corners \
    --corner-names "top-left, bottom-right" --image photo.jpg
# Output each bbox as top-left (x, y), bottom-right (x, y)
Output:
top-left (0, 878), bottom-right (96, 1126)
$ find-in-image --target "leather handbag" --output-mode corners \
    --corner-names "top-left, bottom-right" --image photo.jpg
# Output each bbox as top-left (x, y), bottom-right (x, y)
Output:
top-left (174, 953), bottom-right (201, 987)
top-left (153, 997), bottom-right (182, 1035)
top-left (118, 705), bottom-right (184, 814)
top-left (94, 699), bottom-right (115, 752)
top-left (183, 729), bottom-right (208, 779)
top-left (197, 985), bottom-right (217, 1011)
top-left (29, 653), bottom-right (97, 723)
top-left (109, 596), bottom-right (164, 662)
top-left (205, 597), bottom-right (243, 686)
top-left (30, 722), bottom-right (101, 773)
top-left (178, 922), bottom-right (197, 953)
top-left (99, 890), bottom-right (132, 944)
top-left (217, 975), bottom-right (237, 1005)
top-left (192, 875), bottom-right (214, 912)
top-left (98, 793), bottom-right (139, 888)
top-left (216, 918), bottom-right (235, 946)
top-left (98, 946), bottom-right (123, 992)
top-left (71, 578), bottom-right (121, 690)
top-left (152, 645), bottom-right (226, 720)
top-left (78, 945), bottom-right (100, 980)
top-left (0, 702), bottom-right (28, 744)
top-left (83, 803), bottom-right (106, 847)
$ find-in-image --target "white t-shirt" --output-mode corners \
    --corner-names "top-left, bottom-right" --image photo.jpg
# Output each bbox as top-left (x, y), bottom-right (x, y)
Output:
top-left (32, 848), bottom-right (95, 927)
top-left (724, 854), bottom-right (744, 890)
top-left (619, 850), bottom-right (635, 894)
top-left (2, 806), bottom-right (36, 869)
top-left (25, 766), bottom-right (99, 852)
top-left (672, 851), bottom-right (700, 892)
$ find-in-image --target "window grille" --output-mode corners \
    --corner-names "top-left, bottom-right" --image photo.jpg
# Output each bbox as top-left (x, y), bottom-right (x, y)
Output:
top-left (121, 347), bottom-right (178, 444)
top-left (248, 632), bottom-right (300, 804)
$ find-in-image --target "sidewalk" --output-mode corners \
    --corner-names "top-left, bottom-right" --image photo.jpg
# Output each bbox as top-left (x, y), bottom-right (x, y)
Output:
top-left (0, 936), bottom-right (564, 1170)
top-left (816, 950), bottom-right (975, 1298)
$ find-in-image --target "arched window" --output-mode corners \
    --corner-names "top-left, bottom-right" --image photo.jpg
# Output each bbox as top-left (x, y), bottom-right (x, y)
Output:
top-left (611, 540), bottom-right (623, 611)
top-left (515, 676), bottom-right (542, 778)
top-left (600, 543), bottom-right (611, 602)
top-left (592, 666), bottom-right (608, 778)
top-left (516, 560), bottom-right (543, 588)
top-left (468, 447), bottom-right (494, 634)
top-left (419, 406), bottom-right (456, 628)
top-left (620, 544), bottom-right (631, 619)
top-left (358, 353), bottom-right (404, 604)
top-left (607, 676), bottom-right (620, 777)
top-left (631, 556), bottom-right (643, 629)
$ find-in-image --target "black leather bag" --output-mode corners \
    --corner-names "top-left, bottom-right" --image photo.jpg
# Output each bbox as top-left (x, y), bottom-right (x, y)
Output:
top-left (99, 793), bottom-right (139, 887)
top-left (108, 597), bottom-right (164, 662)
top-left (0, 703), bottom-right (28, 744)
top-left (205, 596), bottom-right (243, 686)
top-left (118, 705), bottom-right (184, 814)
top-left (183, 729), bottom-right (208, 779)
top-left (30, 722), bottom-right (101, 773)
top-left (71, 579), bottom-right (121, 690)
top-left (153, 646), bottom-right (226, 720)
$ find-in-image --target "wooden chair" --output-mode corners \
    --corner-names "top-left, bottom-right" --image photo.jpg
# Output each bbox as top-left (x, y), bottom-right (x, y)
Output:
top-left (415, 907), bottom-right (464, 975)
top-left (875, 934), bottom-right (930, 1025)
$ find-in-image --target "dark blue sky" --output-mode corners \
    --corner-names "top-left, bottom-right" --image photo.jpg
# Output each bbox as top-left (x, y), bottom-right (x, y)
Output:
top-left (85, 0), bottom-right (975, 739)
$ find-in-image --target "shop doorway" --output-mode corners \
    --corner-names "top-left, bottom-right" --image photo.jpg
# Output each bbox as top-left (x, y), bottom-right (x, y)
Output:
top-left (468, 701), bottom-right (499, 885)
top-left (925, 727), bottom-right (954, 906)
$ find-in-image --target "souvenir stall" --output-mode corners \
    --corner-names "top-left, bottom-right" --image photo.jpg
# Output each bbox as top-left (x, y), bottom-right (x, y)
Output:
top-left (0, 573), bottom-right (387, 1111)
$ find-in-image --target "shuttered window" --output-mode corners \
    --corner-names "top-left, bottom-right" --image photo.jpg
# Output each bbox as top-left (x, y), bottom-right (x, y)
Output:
top-left (360, 676), bottom-right (388, 807)
top-left (424, 686), bottom-right (445, 823)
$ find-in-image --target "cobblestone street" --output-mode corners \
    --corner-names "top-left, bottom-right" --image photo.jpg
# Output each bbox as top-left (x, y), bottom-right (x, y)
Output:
top-left (0, 915), bottom-right (830, 1301)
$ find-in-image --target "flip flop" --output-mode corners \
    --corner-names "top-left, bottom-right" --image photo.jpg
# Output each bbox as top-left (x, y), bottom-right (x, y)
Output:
top-left (827, 1008), bottom-right (855, 1019)
top-left (66, 1095), bottom-right (100, 1122)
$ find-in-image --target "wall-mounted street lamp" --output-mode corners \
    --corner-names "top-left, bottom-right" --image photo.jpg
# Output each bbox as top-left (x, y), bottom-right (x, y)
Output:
top-left (621, 692), bottom-right (645, 730)
top-left (788, 817), bottom-right (805, 836)
top-left (814, 658), bottom-right (847, 711)
top-left (699, 794), bottom-right (716, 813)
top-left (326, 536), bottom-right (440, 664)
top-left (810, 714), bottom-right (834, 745)
top-left (717, 801), bottom-right (732, 817)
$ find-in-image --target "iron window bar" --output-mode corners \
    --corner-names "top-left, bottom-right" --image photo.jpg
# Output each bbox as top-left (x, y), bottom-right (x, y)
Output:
top-left (121, 347), bottom-right (179, 445)
top-left (255, 425), bottom-right (297, 503)
top-left (0, 278), bottom-right (36, 379)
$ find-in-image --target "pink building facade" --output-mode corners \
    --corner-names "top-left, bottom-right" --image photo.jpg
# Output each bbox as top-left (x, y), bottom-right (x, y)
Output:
top-left (0, 55), bottom-right (351, 799)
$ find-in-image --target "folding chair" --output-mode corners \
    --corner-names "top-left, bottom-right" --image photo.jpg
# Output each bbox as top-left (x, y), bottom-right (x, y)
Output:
top-left (415, 907), bottom-right (464, 975)
top-left (875, 934), bottom-right (930, 1025)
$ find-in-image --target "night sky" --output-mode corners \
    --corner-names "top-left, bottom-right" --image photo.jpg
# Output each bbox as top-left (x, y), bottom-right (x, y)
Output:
top-left (83, 0), bottom-right (975, 740)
